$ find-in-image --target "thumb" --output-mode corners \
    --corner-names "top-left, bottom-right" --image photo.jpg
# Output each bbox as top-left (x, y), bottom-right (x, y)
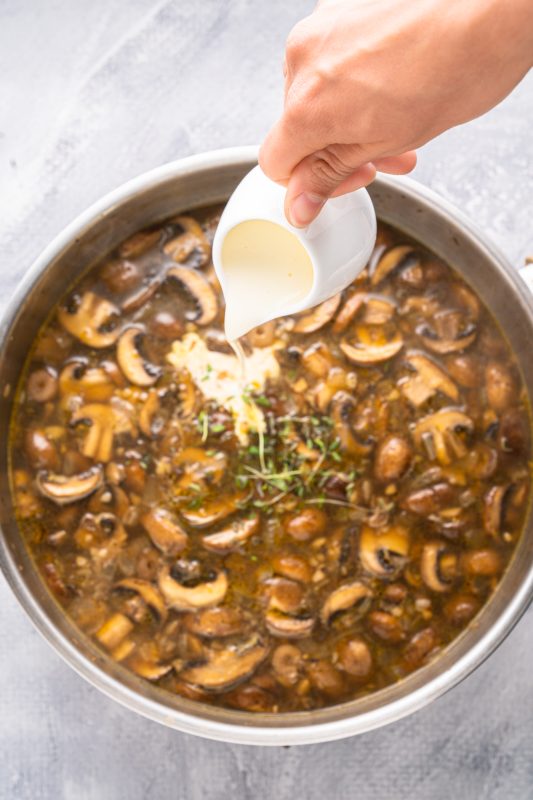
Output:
top-left (285, 144), bottom-right (376, 227)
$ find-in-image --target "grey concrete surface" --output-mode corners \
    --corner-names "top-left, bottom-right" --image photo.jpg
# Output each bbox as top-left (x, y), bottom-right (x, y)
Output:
top-left (1, 1), bottom-right (532, 798)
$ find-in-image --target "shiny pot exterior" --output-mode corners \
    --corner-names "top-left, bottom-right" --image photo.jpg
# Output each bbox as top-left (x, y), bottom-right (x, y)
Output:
top-left (0, 147), bottom-right (532, 746)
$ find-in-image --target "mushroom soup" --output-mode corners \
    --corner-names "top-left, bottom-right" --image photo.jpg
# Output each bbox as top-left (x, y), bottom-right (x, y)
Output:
top-left (9, 207), bottom-right (531, 712)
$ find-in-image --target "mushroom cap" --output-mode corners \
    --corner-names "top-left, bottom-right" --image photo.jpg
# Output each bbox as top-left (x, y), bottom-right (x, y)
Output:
top-left (58, 291), bottom-right (121, 348)
top-left (416, 310), bottom-right (477, 355)
top-left (333, 291), bottom-right (367, 334)
top-left (180, 492), bottom-right (247, 529)
top-left (420, 541), bottom-right (457, 592)
top-left (413, 407), bottom-right (474, 465)
top-left (201, 515), bottom-right (260, 554)
top-left (117, 327), bottom-right (161, 387)
top-left (70, 402), bottom-right (136, 463)
top-left (179, 639), bottom-right (268, 692)
top-left (340, 334), bottom-right (403, 365)
top-left (36, 465), bottom-right (104, 505)
top-left (293, 294), bottom-right (342, 334)
top-left (330, 391), bottom-right (374, 456)
top-left (359, 525), bottom-right (410, 577)
top-left (167, 266), bottom-right (218, 326)
top-left (183, 606), bottom-right (246, 639)
top-left (114, 578), bottom-right (168, 623)
top-left (320, 581), bottom-right (372, 626)
top-left (59, 361), bottom-right (115, 402)
top-left (401, 351), bottom-right (459, 406)
top-left (163, 215), bottom-right (211, 266)
top-left (158, 566), bottom-right (228, 610)
top-left (265, 610), bottom-right (315, 639)
top-left (141, 508), bottom-right (188, 556)
top-left (370, 244), bottom-right (418, 286)
top-left (483, 484), bottom-right (513, 538)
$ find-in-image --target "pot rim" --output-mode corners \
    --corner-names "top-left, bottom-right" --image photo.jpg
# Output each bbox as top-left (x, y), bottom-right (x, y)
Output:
top-left (1, 146), bottom-right (532, 746)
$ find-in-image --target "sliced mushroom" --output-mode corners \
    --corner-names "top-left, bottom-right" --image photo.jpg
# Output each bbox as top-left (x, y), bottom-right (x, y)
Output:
top-left (58, 292), bottom-right (121, 348)
top-left (361, 296), bottom-right (397, 325)
top-left (139, 389), bottom-right (166, 438)
top-left (119, 228), bottom-right (160, 258)
top-left (402, 628), bottom-right (439, 670)
top-left (74, 512), bottom-right (127, 555)
top-left (177, 370), bottom-right (199, 418)
top-left (174, 447), bottom-right (227, 489)
top-left (180, 492), bottom-right (246, 529)
top-left (25, 428), bottom-right (60, 471)
top-left (336, 638), bottom-right (373, 679)
top-left (121, 278), bottom-right (162, 314)
top-left (247, 321), bottom-right (276, 348)
top-left (483, 484), bottom-right (513, 538)
top-left (113, 578), bottom-right (168, 623)
top-left (400, 482), bottom-right (455, 516)
top-left (59, 361), bottom-right (115, 402)
top-left (374, 435), bottom-right (412, 483)
top-left (444, 593), bottom-right (480, 626)
top-left (117, 327), bottom-right (161, 387)
top-left (367, 611), bottom-right (406, 643)
top-left (271, 644), bottom-right (303, 686)
top-left (179, 638), bottom-right (268, 692)
top-left (36, 465), bottom-right (104, 505)
top-left (272, 553), bottom-right (313, 584)
top-left (450, 282), bottom-right (480, 320)
top-left (96, 612), bottom-right (133, 650)
top-left (333, 291), bottom-right (367, 333)
top-left (167, 266), bottom-right (218, 326)
top-left (163, 216), bottom-right (210, 267)
top-left (88, 483), bottom-right (129, 518)
top-left (284, 508), bottom-right (327, 541)
top-left (293, 294), bottom-right (342, 333)
top-left (99, 257), bottom-right (142, 294)
top-left (141, 508), bottom-right (188, 556)
top-left (498, 407), bottom-right (530, 454)
top-left (265, 609), bottom-right (315, 639)
top-left (301, 342), bottom-right (336, 378)
top-left (128, 657), bottom-right (173, 681)
top-left (445, 353), bottom-right (480, 389)
top-left (359, 525), bottom-right (410, 577)
top-left (370, 244), bottom-right (419, 286)
top-left (340, 333), bottom-right (403, 365)
top-left (331, 392), bottom-right (374, 455)
top-left (485, 363), bottom-right (517, 413)
top-left (320, 581), bottom-right (372, 626)
top-left (420, 541), bottom-right (458, 592)
top-left (413, 408), bottom-right (474, 466)
top-left (306, 659), bottom-right (346, 697)
top-left (70, 403), bottom-right (135, 463)
top-left (401, 351), bottom-right (459, 407)
top-left (158, 565), bottom-right (228, 610)
top-left (183, 606), bottom-right (245, 638)
top-left (27, 367), bottom-right (58, 403)
top-left (417, 310), bottom-right (477, 354)
top-left (202, 515), bottom-right (259, 553)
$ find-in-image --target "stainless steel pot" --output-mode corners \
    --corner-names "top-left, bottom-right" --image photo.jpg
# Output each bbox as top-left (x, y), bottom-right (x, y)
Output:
top-left (1, 146), bottom-right (532, 746)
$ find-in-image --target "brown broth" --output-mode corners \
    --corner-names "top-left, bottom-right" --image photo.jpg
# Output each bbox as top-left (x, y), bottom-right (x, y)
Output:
top-left (9, 207), bottom-right (532, 713)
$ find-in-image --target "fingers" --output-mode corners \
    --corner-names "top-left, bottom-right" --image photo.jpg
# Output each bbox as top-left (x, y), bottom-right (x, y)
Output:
top-left (285, 148), bottom-right (418, 226)
top-left (283, 143), bottom-right (377, 226)
top-left (259, 116), bottom-right (316, 184)
top-left (372, 151), bottom-right (418, 174)
top-left (286, 162), bottom-right (377, 227)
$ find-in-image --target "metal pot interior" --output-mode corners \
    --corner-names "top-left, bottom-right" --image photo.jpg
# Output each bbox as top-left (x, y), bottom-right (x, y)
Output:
top-left (0, 151), bottom-right (532, 743)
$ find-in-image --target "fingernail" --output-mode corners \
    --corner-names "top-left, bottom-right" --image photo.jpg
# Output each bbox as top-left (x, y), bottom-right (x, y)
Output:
top-left (288, 192), bottom-right (325, 227)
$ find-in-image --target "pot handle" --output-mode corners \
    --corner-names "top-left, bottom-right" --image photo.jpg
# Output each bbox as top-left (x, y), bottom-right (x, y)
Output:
top-left (519, 263), bottom-right (533, 294)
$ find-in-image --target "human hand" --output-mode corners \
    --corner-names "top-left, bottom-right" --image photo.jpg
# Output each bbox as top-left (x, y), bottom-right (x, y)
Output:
top-left (260, 0), bottom-right (533, 226)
